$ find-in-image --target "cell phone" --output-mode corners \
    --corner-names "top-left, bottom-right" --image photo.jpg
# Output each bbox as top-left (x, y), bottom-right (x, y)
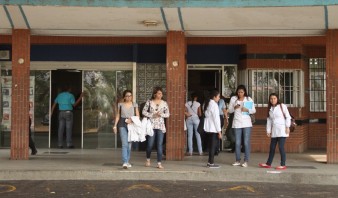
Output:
top-left (237, 104), bottom-right (240, 106)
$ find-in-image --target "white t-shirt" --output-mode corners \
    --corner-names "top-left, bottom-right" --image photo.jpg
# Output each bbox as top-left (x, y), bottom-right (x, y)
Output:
top-left (185, 101), bottom-right (200, 118)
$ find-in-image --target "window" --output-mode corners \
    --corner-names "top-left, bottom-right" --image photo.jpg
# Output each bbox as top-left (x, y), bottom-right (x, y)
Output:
top-left (309, 58), bottom-right (326, 112)
top-left (248, 69), bottom-right (303, 107)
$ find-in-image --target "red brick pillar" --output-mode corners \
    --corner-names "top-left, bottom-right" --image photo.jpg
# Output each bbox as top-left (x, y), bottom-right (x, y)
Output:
top-left (326, 30), bottom-right (338, 163)
top-left (166, 31), bottom-right (186, 160)
top-left (11, 29), bottom-right (30, 160)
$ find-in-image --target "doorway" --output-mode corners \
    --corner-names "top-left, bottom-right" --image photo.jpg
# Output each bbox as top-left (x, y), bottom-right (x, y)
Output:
top-left (50, 70), bottom-right (82, 148)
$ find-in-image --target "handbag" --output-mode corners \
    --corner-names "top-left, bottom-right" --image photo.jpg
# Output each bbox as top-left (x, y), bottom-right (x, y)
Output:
top-left (280, 104), bottom-right (297, 132)
top-left (197, 115), bottom-right (205, 135)
top-left (249, 114), bottom-right (255, 124)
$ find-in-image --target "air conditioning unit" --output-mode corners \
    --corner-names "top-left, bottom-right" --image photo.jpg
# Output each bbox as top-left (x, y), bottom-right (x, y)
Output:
top-left (0, 50), bottom-right (10, 60)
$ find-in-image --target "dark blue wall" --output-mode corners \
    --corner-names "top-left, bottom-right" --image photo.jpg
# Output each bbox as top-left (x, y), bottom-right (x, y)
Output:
top-left (1, 44), bottom-right (240, 64)
top-left (187, 45), bottom-right (240, 64)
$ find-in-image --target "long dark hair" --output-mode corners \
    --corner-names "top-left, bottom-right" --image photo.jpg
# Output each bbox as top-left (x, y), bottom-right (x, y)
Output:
top-left (151, 87), bottom-right (163, 100)
top-left (204, 90), bottom-right (219, 112)
top-left (190, 92), bottom-right (198, 108)
top-left (267, 93), bottom-right (281, 117)
top-left (235, 84), bottom-right (248, 98)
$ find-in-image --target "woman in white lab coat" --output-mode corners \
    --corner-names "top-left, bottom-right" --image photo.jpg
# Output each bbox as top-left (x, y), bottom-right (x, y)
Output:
top-left (203, 90), bottom-right (222, 168)
top-left (259, 93), bottom-right (291, 170)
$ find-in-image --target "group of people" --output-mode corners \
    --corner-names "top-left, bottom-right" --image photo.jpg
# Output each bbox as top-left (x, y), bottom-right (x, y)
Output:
top-left (184, 85), bottom-right (292, 170)
top-left (29, 84), bottom-right (292, 172)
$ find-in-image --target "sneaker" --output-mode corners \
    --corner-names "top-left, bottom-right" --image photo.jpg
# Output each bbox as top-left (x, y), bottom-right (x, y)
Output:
top-left (31, 150), bottom-right (37, 155)
top-left (232, 161), bottom-right (241, 166)
top-left (122, 163), bottom-right (128, 169)
top-left (241, 162), bottom-right (248, 167)
top-left (199, 152), bottom-right (204, 156)
top-left (208, 164), bottom-right (220, 168)
top-left (207, 163), bottom-right (211, 167)
top-left (127, 163), bottom-right (132, 168)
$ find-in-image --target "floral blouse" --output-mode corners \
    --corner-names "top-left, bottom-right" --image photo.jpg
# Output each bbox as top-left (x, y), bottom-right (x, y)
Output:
top-left (142, 100), bottom-right (170, 132)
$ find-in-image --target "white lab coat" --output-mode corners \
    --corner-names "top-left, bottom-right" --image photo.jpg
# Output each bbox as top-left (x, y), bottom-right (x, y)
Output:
top-left (266, 104), bottom-right (291, 138)
top-left (203, 99), bottom-right (222, 133)
top-left (228, 96), bottom-right (256, 128)
top-left (127, 116), bottom-right (146, 142)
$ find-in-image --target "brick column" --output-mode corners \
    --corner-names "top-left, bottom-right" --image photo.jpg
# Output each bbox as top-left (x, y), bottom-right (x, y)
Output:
top-left (326, 30), bottom-right (338, 163)
top-left (11, 29), bottom-right (30, 160)
top-left (166, 31), bottom-right (186, 160)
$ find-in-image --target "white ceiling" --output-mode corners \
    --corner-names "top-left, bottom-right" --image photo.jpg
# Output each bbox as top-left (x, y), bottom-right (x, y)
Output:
top-left (0, 5), bottom-right (337, 37)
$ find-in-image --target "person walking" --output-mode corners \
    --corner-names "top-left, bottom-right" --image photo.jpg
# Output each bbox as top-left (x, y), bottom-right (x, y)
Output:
top-left (51, 85), bottom-right (84, 149)
top-left (203, 90), bottom-right (222, 168)
top-left (228, 85), bottom-right (256, 167)
top-left (259, 93), bottom-right (291, 170)
top-left (185, 92), bottom-right (203, 156)
top-left (142, 87), bottom-right (170, 169)
top-left (113, 90), bottom-right (139, 169)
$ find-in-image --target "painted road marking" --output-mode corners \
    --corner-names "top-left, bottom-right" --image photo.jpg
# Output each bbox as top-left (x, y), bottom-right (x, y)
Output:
top-left (123, 184), bottom-right (162, 192)
top-left (0, 184), bottom-right (16, 193)
top-left (218, 185), bottom-right (255, 193)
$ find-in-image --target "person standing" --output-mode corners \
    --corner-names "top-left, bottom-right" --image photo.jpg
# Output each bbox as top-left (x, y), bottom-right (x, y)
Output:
top-left (259, 93), bottom-right (291, 170)
top-left (228, 85), bottom-right (256, 167)
top-left (51, 85), bottom-right (83, 149)
top-left (185, 92), bottom-right (203, 156)
top-left (113, 90), bottom-right (139, 169)
top-left (215, 95), bottom-right (227, 155)
top-left (203, 90), bottom-right (222, 168)
top-left (142, 87), bottom-right (170, 169)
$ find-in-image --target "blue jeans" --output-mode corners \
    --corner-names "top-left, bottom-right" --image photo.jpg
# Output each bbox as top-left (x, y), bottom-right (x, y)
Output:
top-left (146, 129), bottom-right (164, 163)
top-left (266, 137), bottom-right (286, 166)
top-left (234, 127), bottom-right (251, 162)
top-left (186, 117), bottom-right (203, 154)
top-left (58, 111), bottom-right (73, 147)
top-left (119, 126), bottom-right (131, 164)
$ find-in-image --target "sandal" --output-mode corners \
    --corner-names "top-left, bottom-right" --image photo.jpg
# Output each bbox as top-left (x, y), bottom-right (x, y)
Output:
top-left (145, 160), bottom-right (151, 167)
top-left (157, 163), bottom-right (164, 169)
top-left (259, 163), bottom-right (272, 168)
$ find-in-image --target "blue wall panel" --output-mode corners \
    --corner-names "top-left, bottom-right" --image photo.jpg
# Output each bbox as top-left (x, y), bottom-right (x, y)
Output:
top-left (187, 45), bottom-right (240, 64)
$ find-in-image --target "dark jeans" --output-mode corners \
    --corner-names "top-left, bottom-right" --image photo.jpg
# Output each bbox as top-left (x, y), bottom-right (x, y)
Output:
top-left (29, 127), bottom-right (37, 152)
top-left (266, 137), bottom-right (286, 166)
top-left (146, 129), bottom-right (164, 163)
top-left (207, 133), bottom-right (219, 164)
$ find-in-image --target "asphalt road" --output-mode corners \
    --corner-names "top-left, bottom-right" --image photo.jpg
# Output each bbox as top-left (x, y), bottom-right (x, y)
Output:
top-left (0, 180), bottom-right (336, 198)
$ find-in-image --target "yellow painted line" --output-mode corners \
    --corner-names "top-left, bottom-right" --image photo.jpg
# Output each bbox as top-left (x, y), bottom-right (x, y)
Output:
top-left (0, 184), bottom-right (16, 193)
top-left (218, 185), bottom-right (255, 193)
top-left (123, 184), bottom-right (162, 193)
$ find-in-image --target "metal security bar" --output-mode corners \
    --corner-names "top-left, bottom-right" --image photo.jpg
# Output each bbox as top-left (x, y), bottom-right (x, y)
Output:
top-left (248, 69), bottom-right (303, 107)
top-left (309, 58), bottom-right (326, 112)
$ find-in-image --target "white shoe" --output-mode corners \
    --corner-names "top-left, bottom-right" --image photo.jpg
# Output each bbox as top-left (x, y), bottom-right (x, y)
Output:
top-left (122, 163), bottom-right (128, 169)
top-left (241, 162), bottom-right (248, 167)
top-left (232, 161), bottom-right (241, 166)
top-left (127, 163), bottom-right (132, 168)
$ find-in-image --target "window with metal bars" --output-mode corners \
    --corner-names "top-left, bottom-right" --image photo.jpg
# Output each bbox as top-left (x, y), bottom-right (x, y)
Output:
top-left (309, 58), bottom-right (326, 112)
top-left (247, 69), bottom-right (303, 107)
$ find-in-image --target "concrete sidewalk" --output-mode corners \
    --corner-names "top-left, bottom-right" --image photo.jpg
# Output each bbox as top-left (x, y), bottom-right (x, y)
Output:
top-left (0, 149), bottom-right (337, 185)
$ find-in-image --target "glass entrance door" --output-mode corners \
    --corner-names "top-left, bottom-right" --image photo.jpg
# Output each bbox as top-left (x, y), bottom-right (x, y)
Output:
top-left (82, 70), bottom-right (132, 149)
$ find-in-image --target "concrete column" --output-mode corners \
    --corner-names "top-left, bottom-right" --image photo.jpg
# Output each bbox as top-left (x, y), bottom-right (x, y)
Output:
top-left (11, 29), bottom-right (30, 160)
top-left (166, 31), bottom-right (186, 160)
top-left (326, 30), bottom-right (338, 163)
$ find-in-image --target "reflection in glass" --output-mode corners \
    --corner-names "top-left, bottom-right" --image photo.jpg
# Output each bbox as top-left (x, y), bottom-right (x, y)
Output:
top-left (83, 70), bottom-right (132, 149)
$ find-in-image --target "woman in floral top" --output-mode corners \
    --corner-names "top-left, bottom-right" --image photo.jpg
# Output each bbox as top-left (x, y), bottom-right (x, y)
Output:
top-left (142, 87), bottom-right (170, 169)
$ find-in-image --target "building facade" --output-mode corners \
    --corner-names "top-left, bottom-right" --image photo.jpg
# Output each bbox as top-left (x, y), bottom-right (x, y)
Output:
top-left (0, 0), bottom-right (338, 163)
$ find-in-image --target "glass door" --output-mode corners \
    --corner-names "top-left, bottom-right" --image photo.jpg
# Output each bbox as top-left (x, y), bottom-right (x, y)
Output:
top-left (82, 70), bottom-right (133, 149)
